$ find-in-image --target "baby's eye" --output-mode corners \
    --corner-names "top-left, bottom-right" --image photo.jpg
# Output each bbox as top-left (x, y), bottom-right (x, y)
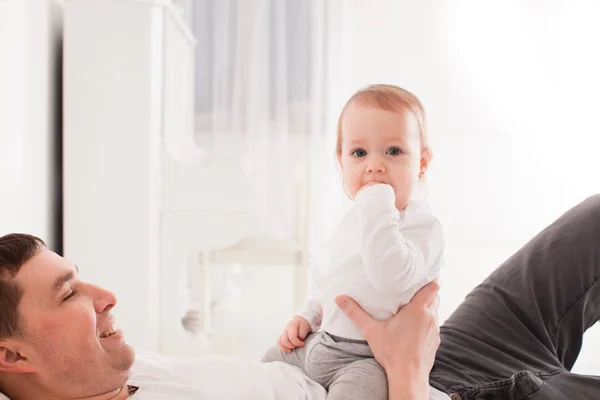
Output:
top-left (386, 147), bottom-right (402, 156)
top-left (351, 149), bottom-right (367, 157)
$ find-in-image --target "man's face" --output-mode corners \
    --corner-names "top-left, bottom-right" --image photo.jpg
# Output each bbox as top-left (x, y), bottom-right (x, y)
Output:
top-left (7, 249), bottom-right (135, 397)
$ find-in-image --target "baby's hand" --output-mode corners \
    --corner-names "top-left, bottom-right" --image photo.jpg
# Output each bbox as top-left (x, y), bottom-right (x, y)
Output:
top-left (278, 316), bottom-right (311, 353)
top-left (361, 181), bottom-right (382, 190)
top-left (358, 181), bottom-right (390, 196)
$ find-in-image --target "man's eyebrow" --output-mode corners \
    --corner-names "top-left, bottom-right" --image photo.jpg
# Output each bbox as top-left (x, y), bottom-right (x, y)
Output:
top-left (52, 270), bottom-right (75, 294)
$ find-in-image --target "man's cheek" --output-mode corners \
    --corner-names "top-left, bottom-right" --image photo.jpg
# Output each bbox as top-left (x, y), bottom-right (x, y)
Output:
top-left (36, 317), bottom-right (62, 339)
top-left (37, 311), bottom-right (95, 340)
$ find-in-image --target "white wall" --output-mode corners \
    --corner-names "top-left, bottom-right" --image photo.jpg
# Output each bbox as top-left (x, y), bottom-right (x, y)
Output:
top-left (0, 0), bottom-right (63, 250)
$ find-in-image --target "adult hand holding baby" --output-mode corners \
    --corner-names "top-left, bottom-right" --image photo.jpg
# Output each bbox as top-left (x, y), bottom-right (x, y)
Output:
top-left (335, 281), bottom-right (441, 400)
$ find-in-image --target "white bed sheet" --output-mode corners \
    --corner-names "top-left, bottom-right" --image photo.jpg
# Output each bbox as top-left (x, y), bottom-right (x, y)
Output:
top-left (129, 350), bottom-right (451, 399)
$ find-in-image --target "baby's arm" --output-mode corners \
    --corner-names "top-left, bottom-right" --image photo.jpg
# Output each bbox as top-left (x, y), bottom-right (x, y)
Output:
top-left (294, 246), bottom-right (329, 331)
top-left (277, 295), bottom-right (322, 352)
top-left (278, 253), bottom-right (326, 351)
top-left (355, 184), bottom-right (444, 294)
top-left (295, 297), bottom-right (323, 333)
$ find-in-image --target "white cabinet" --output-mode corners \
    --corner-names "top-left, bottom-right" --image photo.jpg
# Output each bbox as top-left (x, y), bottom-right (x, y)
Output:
top-left (63, 0), bottom-right (195, 352)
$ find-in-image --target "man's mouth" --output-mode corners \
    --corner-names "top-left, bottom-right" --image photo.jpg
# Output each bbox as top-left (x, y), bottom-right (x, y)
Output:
top-left (100, 326), bottom-right (117, 338)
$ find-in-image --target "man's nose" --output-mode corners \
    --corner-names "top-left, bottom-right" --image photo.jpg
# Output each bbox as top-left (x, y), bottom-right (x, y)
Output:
top-left (89, 283), bottom-right (117, 313)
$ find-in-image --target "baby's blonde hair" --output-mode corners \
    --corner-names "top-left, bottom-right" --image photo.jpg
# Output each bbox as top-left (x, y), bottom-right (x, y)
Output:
top-left (335, 84), bottom-right (431, 162)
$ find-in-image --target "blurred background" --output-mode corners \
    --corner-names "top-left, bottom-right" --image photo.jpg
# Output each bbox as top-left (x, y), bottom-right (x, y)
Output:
top-left (1, 0), bottom-right (599, 374)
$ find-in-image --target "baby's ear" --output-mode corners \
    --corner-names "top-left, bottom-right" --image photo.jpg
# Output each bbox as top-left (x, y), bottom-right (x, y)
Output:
top-left (420, 147), bottom-right (432, 176)
top-left (0, 341), bottom-right (37, 374)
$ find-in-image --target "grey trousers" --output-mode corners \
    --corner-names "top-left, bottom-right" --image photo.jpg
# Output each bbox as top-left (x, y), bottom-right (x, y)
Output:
top-left (262, 331), bottom-right (387, 400)
top-left (430, 195), bottom-right (600, 399)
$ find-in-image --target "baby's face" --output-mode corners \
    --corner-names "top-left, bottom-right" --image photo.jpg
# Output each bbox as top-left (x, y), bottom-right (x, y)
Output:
top-left (339, 102), bottom-right (425, 210)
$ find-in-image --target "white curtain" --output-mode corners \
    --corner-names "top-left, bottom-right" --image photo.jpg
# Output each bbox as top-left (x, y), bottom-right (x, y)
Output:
top-left (190, 0), bottom-right (345, 243)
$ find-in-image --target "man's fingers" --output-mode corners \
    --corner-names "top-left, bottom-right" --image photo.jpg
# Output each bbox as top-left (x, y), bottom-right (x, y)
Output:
top-left (335, 295), bottom-right (375, 336)
top-left (412, 280), bottom-right (440, 309)
top-left (427, 293), bottom-right (440, 313)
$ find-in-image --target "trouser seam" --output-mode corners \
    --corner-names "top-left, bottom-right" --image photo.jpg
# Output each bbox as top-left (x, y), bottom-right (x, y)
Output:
top-left (550, 273), bottom-right (600, 340)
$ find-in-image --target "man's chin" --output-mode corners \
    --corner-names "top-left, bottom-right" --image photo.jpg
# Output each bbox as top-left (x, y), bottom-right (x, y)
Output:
top-left (122, 342), bottom-right (136, 367)
top-left (107, 340), bottom-right (136, 371)
top-left (119, 344), bottom-right (135, 374)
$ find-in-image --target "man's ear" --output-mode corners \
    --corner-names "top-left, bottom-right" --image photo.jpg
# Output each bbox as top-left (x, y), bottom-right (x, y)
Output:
top-left (0, 341), bottom-right (37, 374)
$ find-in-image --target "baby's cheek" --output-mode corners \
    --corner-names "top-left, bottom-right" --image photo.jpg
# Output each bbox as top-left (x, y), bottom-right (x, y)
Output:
top-left (347, 182), bottom-right (361, 199)
top-left (342, 176), bottom-right (360, 198)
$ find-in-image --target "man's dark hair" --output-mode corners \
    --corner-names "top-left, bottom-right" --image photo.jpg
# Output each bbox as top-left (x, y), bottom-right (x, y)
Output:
top-left (0, 234), bottom-right (46, 338)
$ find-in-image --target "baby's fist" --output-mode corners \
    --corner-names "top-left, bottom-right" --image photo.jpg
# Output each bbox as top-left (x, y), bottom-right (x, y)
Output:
top-left (278, 316), bottom-right (312, 353)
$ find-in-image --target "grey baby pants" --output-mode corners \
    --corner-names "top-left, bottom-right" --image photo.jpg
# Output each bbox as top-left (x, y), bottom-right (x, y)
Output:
top-left (262, 331), bottom-right (387, 400)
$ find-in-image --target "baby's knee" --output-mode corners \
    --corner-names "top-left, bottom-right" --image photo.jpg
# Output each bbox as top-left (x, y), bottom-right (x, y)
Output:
top-left (329, 360), bottom-right (388, 400)
top-left (261, 345), bottom-right (284, 363)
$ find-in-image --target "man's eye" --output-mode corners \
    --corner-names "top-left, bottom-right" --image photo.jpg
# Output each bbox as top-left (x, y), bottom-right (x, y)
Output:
top-left (386, 147), bottom-right (402, 156)
top-left (63, 291), bottom-right (77, 302)
top-left (351, 149), bottom-right (367, 157)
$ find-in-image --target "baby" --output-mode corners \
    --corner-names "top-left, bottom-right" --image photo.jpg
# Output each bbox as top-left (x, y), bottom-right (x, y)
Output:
top-left (262, 84), bottom-right (444, 399)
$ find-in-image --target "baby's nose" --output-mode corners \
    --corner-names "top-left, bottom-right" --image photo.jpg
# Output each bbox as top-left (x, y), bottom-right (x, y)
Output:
top-left (366, 157), bottom-right (385, 173)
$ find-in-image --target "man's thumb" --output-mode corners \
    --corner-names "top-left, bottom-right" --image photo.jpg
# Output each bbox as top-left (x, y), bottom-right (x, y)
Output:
top-left (335, 295), bottom-right (373, 335)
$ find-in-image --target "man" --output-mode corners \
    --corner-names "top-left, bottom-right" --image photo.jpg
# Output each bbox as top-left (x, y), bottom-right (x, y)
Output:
top-left (0, 233), bottom-right (439, 400)
top-left (0, 236), bottom-right (135, 399)
top-left (1, 194), bottom-right (599, 399)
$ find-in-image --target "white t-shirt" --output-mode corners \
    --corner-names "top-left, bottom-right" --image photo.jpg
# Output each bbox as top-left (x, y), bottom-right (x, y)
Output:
top-left (297, 184), bottom-right (445, 340)
top-left (127, 350), bottom-right (450, 399)
top-left (127, 350), bottom-right (327, 399)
